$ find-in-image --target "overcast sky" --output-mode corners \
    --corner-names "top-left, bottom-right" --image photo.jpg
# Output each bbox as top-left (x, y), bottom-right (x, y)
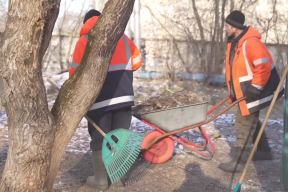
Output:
top-left (0, 0), bottom-right (92, 17)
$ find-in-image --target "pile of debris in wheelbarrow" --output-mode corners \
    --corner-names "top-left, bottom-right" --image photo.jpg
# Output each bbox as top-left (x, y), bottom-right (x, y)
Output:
top-left (132, 86), bottom-right (245, 164)
top-left (134, 89), bottom-right (209, 113)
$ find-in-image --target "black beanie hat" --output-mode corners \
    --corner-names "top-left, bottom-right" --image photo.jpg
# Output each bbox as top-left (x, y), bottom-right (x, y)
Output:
top-left (225, 10), bottom-right (245, 29)
top-left (83, 9), bottom-right (101, 24)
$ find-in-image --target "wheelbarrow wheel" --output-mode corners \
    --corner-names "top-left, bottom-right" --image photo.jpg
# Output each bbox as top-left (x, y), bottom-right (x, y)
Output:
top-left (141, 131), bottom-right (174, 164)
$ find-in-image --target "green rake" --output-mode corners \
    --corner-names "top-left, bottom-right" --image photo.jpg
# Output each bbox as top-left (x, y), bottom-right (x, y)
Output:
top-left (85, 116), bottom-right (144, 184)
top-left (47, 78), bottom-right (144, 184)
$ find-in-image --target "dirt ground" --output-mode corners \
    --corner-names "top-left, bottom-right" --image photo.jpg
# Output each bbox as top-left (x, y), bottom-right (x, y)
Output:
top-left (0, 78), bottom-right (286, 192)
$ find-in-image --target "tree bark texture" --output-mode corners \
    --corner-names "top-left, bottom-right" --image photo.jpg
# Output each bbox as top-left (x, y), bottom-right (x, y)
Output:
top-left (48, 0), bottom-right (135, 190)
top-left (0, 1), bottom-right (60, 191)
top-left (0, 0), bottom-right (135, 191)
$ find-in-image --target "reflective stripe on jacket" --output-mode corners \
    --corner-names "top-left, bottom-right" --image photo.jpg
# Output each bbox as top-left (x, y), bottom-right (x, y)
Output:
top-left (225, 26), bottom-right (284, 116)
top-left (69, 16), bottom-right (143, 112)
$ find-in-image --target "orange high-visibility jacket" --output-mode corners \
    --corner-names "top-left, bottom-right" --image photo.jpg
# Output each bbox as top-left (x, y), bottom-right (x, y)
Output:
top-left (69, 16), bottom-right (143, 112)
top-left (226, 26), bottom-right (283, 116)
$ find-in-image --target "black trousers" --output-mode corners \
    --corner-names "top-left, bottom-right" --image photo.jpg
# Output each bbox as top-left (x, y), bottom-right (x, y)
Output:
top-left (87, 107), bottom-right (132, 151)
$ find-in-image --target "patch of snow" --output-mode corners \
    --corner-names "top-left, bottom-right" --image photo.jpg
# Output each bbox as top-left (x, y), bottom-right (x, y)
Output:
top-left (213, 113), bottom-right (236, 126)
top-left (0, 111), bottom-right (7, 127)
top-left (0, 108), bottom-right (284, 155)
top-left (130, 117), bottom-right (153, 133)
top-left (213, 113), bottom-right (284, 148)
top-left (240, 184), bottom-right (262, 191)
top-left (214, 113), bottom-right (283, 128)
top-left (43, 72), bottom-right (69, 91)
top-left (226, 135), bottom-right (237, 142)
top-left (63, 128), bottom-right (91, 154)
top-left (174, 147), bottom-right (185, 154)
top-left (48, 100), bottom-right (55, 105)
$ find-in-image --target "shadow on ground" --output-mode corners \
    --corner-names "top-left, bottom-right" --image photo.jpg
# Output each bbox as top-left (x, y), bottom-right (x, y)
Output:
top-left (125, 157), bottom-right (157, 186)
top-left (64, 152), bottom-right (93, 187)
top-left (174, 162), bottom-right (229, 192)
top-left (63, 152), bottom-right (157, 190)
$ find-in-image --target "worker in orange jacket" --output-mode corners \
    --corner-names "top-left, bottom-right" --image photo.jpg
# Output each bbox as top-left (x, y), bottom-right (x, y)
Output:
top-left (218, 10), bottom-right (284, 173)
top-left (69, 9), bottom-right (143, 190)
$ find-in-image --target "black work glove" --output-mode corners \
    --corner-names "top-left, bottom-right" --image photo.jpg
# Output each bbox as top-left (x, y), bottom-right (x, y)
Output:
top-left (246, 84), bottom-right (263, 103)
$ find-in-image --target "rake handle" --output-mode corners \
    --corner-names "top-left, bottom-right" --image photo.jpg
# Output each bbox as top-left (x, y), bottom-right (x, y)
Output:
top-left (238, 64), bottom-right (288, 184)
top-left (47, 78), bottom-right (106, 137)
top-left (85, 115), bottom-right (106, 137)
top-left (143, 96), bottom-right (246, 150)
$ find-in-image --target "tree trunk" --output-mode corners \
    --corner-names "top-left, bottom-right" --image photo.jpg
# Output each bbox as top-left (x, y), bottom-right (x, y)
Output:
top-left (0, 0), bottom-right (60, 191)
top-left (0, 0), bottom-right (59, 191)
top-left (0, 0), bottom-right (135, 191)
top-left (47, 0), bottom-right (135, 190)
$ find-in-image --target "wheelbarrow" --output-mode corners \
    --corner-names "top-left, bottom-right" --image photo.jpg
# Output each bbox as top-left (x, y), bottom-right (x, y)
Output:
top-left (133, 96), bottom-right (246, 164)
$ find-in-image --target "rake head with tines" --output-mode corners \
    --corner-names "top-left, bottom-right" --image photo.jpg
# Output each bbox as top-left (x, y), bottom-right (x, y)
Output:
top-left (46, 78), bottom-right (145, 185)
top-left (102, 128), bottom-right (144, 184)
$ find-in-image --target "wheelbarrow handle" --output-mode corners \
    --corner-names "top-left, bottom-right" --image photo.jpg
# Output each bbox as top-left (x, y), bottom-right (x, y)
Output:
top-left (207, 96), bottom-right (230, 115)
top-left (143, 96), bottom-right (246, 150)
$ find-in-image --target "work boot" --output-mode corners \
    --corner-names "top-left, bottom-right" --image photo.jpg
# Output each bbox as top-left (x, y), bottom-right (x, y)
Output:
top-left (253, 141), bottom-right (273, 161)
top-left (86, 150), bottom-right (110, 191)
top-left (253, 132), bottom-right (273, 161)
top-left (218, 147), bottom-right (249, 173)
